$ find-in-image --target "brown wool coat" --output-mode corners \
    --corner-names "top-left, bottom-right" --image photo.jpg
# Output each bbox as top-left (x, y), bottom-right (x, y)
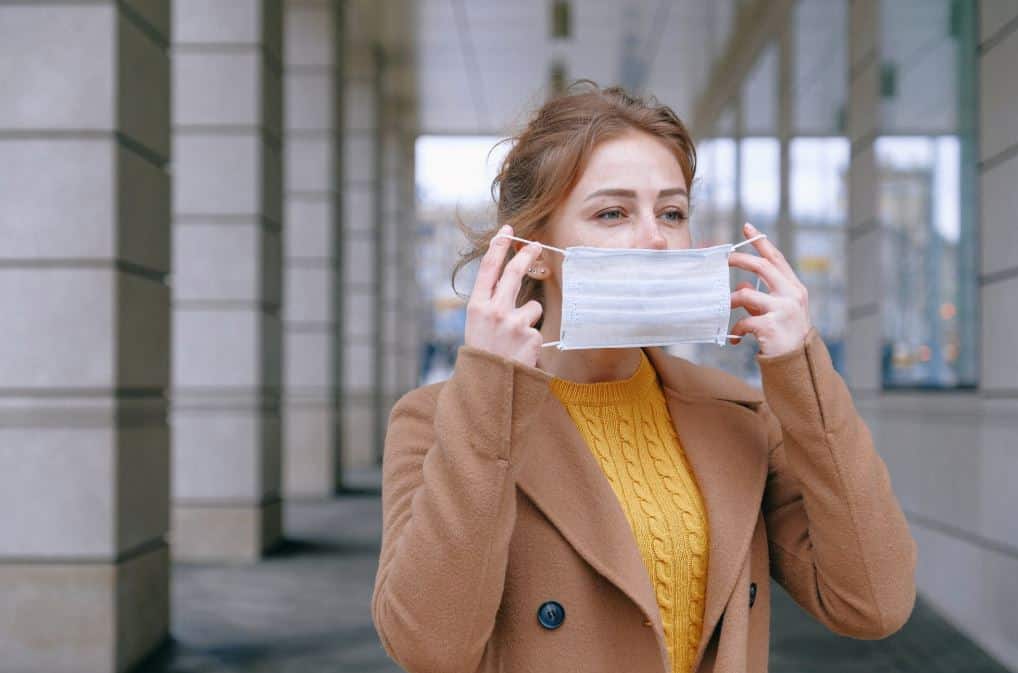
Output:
top-left (371, 326), bottom-right (918, 673)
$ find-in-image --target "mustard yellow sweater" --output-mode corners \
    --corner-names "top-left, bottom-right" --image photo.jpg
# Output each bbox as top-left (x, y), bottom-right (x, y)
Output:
top-left (549, 350), bottom-right (709, 673)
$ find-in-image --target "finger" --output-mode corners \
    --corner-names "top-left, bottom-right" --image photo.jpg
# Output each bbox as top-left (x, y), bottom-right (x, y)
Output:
top-left (728, 252), bottom-right (794, 295)
top-left (493, 241), bottom-right (541, 308)
top-left (516, 299), bottom-right (543, 327)
top-left (471, 225), bottom-right (513, 303)
top-left (730, 287), bottom-right (781, 316)
top-left (729, 315), bottom-right (766, 340)
top-left (742, 222), bottom-right (797, 280)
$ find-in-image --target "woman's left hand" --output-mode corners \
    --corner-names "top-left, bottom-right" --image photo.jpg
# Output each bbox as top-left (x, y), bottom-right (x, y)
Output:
top-left (727, 222), bottom-right (814, 357)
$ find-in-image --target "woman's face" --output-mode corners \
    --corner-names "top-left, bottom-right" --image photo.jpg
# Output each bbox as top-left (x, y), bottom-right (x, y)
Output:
top-left (542, 129), bottom-right (693, 254)
top-left (531, 129), bottom-right (693, 304)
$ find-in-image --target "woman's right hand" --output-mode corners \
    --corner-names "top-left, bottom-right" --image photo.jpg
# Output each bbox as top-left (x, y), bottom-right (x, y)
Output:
top-left (464, 224), bottom-right (545, 367)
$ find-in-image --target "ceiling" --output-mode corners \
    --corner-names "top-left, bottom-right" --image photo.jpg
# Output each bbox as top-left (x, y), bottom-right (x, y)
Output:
top-left (414, 0), bottom-right (740, 136)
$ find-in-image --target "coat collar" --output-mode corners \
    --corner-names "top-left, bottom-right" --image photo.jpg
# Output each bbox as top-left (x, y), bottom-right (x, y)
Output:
top-left (516, 346), bottom-right (769, 672)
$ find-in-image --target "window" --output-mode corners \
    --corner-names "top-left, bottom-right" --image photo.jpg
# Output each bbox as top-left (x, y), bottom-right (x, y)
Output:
top-left (791, 138), bottom-right (849, 371)
top-left (692, 137), bottom-right (737, 248)
top-left (791, 0), bottom-right (850, 372)
top-left (876, 0), bottom-right (978, 387)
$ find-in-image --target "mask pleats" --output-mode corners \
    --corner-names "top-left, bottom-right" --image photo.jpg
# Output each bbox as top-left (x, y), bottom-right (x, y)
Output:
top-left (557, 245), bottom-right (734, 349)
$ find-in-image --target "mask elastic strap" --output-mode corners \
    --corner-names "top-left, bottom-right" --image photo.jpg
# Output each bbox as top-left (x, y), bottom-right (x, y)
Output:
top-left (491, 233), bottom-right (567, 255)
top-left (731, 233), bottom-right (767, 250)
top-left (495, 231), bottom-right (765, 253)
top-left (731, 233), bottom-right (768, 293)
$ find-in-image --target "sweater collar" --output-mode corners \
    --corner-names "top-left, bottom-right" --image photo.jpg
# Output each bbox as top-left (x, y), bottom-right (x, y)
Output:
top-left (548, 349), bottom-right (659, 406)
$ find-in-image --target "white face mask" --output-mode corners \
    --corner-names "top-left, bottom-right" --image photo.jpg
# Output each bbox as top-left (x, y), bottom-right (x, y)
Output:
top-left (493, 232), bottom-right (767, 350)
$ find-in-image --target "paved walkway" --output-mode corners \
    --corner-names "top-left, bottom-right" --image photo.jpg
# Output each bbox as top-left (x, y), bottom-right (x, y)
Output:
top-left (136, 470), bottom-right (1011, 673)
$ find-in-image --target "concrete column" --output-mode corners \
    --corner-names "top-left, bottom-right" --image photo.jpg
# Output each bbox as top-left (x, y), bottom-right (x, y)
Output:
top-left (0, 3), bottom-right (170, 671)
top-left (732, 96), bottom-right (745, 243)
top-left (844, 0), bottom-right (881, 392)
top-left (978, 0), bottom-right (1018, 395)
top-left (776, 15), bottom-right (795, 265)
top-left (171, 0), bottom-right (284, 561)
top-left (380, 106), bottom-right (419, 423)
top-left (396, 124), bottom-right (422, 396)
top-left (905, 7), bottom-right (1018, 668)
top-left (840, 3), bottom-right (1018, 670)
top-left (282, 0), bottom-right (343, 498)
top-left (380, 120), bottom-right (400, 443)
top-left (341, 0), bottom-right (382, 471)
top-left (378, 0), bottom-right (420, 450)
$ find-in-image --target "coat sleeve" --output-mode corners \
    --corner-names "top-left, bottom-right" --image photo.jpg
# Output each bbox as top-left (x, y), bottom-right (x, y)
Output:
top-left (371, 345), bottom-right (552, 673)
top-left (758, 326), bottom-right (918, 639)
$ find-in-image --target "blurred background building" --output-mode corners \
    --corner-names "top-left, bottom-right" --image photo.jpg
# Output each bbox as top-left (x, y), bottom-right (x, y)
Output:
top-left (1, 0), bottom-right (1016, 672)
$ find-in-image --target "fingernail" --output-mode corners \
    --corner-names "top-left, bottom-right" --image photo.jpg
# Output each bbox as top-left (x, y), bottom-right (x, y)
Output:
top-left (745, 222), bottom-right (756, 232)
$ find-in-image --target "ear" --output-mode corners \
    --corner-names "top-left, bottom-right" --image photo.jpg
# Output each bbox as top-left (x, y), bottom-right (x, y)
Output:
top-left (526, 258), bottom-right (550, 280)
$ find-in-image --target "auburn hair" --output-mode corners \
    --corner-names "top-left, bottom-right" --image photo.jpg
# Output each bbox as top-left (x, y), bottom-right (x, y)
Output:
top-left (451, 80), bottom-right (697, 326)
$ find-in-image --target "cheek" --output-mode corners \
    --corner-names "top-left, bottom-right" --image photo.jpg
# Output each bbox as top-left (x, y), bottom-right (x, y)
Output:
top-left (541, 205), bottom-right (583, 249)
top-left (667, 227), bottom-right (693, 249)
top-left (555, 216), bottom-right (604, 248)
top-left (577, 226), bottom-right (628, 248)
top-left (544, 201), bottom-right (615, 248)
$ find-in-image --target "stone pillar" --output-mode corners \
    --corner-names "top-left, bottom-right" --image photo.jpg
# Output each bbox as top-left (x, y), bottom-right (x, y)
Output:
top-left (0, 3), bottom-right (170, 671)
top-left (380, 105), bottom-right (418, 428)
top-left (732, 96), bottom-right (745, 243)
top-left (844, 0), bottom-right (881, 392)
top-left (282, 0), bottom-right (343, 498)
top-left (776, 15), bottom-right (795, 266)
top-left (378, 0), bottom-right (420, 455)
top-left (977, 0), bottom-right (1016, 394)
top-left (341, 0), bottom-right (382, 471)
top-left (395, 120), bottom-right (422, 399)
top-left (171, 0), bottom-right (284, 561)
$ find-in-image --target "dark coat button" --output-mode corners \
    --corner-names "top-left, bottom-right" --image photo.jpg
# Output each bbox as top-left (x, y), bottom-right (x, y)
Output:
top-left (537, 600), bottom-right (565, 629)
top-left (749, 582), bottom-right (758, 608)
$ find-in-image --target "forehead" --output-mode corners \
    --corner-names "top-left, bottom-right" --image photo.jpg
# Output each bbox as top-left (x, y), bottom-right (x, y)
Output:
top-left (573, 130), bottom-right (687, 192)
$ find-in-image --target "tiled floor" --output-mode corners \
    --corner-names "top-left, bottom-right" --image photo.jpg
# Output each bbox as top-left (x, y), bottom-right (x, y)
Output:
top-left (136, 470), bottom-right (1012, 673)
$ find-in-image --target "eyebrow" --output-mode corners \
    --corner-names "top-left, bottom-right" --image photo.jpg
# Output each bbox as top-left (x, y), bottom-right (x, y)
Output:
top-left (584, 187), bottom-right (688, 201)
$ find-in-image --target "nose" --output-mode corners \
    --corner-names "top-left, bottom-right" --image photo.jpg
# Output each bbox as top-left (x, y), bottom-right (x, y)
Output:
top-left (635, 215), bottom-right (668, 250)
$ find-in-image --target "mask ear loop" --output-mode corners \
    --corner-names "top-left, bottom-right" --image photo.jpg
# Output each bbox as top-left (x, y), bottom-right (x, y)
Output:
top-left (491, 233), bottom-right (568, 348)
top-left (726, 233), bottom-right (768, 342)
top-left (730, 233), bottom-right (767, 250)
top-left (730, 233), bottom-right (767, 291)
top-left (491, 233), bottom-right (567, 255)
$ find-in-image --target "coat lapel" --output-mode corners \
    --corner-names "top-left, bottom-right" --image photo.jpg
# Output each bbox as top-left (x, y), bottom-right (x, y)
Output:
top-left (515, 390), bottom-right (666, 638)
top-left (646, 349), bottom-right (769, 670)
top-left (516, 347), bottom-right (769, 672)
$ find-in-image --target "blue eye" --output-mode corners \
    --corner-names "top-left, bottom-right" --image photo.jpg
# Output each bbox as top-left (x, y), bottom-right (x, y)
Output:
top-left (661, 209), bottom-right (688, 223)
top-left (597, 208), bottom-right (625, 221)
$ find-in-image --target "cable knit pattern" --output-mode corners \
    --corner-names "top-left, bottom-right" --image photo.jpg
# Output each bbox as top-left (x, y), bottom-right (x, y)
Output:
top-left (549, 351), bottom-right (709, 673)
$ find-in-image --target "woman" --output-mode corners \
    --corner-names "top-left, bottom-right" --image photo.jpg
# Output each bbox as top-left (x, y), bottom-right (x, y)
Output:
top-left (371, 82), bottom-right (917, 673)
